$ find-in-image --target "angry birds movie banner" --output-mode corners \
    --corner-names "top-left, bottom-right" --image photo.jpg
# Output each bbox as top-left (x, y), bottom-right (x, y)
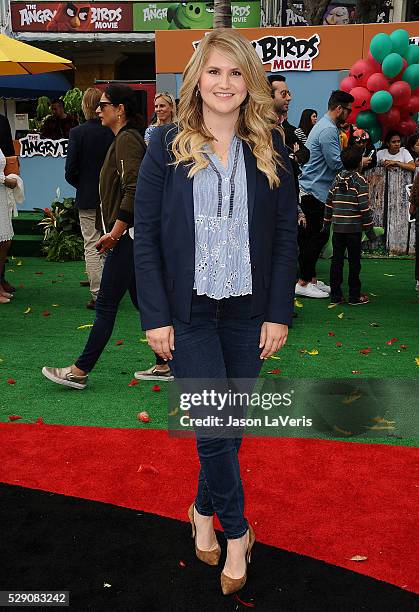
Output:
top-left (11, 1), bottom-right (260, 33)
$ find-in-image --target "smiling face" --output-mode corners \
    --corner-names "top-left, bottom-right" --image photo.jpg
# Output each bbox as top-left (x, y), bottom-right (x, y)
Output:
top-left (154, 96), bottom-right (172, 125)
top-left (198, 49), bottom-right (248, 121)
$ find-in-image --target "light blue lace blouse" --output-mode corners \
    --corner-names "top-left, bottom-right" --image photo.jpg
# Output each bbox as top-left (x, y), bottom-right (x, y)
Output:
top-left (193, 137), bottom-right (251, 299)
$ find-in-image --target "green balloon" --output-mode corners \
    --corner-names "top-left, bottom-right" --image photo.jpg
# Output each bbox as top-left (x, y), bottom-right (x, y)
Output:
top-left (367, 124), bottom-right (382, 144)
top-left (413, 112), bottom-right (419, 122)
top-left (404, 43), bottom-right (419, 65)
top-left (370, 90), bottom-right (393, 114)
top-left (370, 33), bottom-right (393, 63)
top-left (356, 110), bottom-right (378, 130)
top-left (390, 29), bottom-right (409, 56)
top-left (402, 64), bottom-right (419, 89)
top-left (382, 53), bottom-right (404, 78)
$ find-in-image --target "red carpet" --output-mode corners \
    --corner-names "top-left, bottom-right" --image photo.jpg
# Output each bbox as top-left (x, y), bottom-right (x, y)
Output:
top-left (0, 423), bottom-right (417, 593)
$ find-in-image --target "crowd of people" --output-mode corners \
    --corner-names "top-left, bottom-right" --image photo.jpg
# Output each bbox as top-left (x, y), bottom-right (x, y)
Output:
top-left (1, 28), bottom-right (418, 596)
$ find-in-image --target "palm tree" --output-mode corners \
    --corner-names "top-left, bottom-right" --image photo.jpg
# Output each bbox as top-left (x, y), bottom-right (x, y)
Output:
top-left (213, 0), bottom-right (232, 28)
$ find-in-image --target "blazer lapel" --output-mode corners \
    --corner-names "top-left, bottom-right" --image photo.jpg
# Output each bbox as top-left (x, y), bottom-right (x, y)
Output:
top-left (181, 164), bottom-right (195, 241)
top-left (243, 142), bottom-right (256, 227)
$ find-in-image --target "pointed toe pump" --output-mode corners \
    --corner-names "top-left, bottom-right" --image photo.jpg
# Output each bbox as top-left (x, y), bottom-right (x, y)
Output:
top-left (220, 524), bottom-right (255, 596)
top-left (188, 503), bottom-right (221, 566)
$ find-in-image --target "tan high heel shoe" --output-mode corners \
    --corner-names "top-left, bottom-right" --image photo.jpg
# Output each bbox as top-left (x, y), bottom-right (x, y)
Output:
top-left (0, 295), bottom-right (10, 304)
top-left (188, 503), bottom-right (221, 566)
top-left (220, 524), bottom-right (255, 596)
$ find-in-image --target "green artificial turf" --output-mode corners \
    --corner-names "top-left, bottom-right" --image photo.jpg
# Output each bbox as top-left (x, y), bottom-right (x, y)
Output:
top-left (0, 256), bottom-right (418, 446)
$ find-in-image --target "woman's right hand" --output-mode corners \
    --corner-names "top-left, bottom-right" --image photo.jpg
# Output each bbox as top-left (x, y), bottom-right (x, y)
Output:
top-left (146, 326), bottom-right (175, 361)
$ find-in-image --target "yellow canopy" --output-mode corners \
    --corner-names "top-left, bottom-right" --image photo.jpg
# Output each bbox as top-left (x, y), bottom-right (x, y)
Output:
top-left (0, 33), bottom-right (73, 76)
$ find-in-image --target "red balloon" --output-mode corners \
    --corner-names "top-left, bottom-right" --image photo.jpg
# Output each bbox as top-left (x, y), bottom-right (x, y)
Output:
top-left (400, 108), bottom-right (411, 121)
top-left (399, 117), bottom-right (417, 135)
top-left (389, 81), bottom-right (411, 107)
top-left (367, 72), bottom-right (390, 93)
top-left (378, 107), bottom-right (401, 127)
top-left (350, 86), bottom-right (372, 112)
top-left (407, 94), bottom-right (419, 115)
top-left (390, 58), bottom-right (408, 83)
top-left (349, 59), bottom-right (375, 87)
top-left (340, 76), bottom-right (357, 93)
top-left (347, 108), bottom-right (360, 125)
top-left (367, 52), bottom-right (382, 73)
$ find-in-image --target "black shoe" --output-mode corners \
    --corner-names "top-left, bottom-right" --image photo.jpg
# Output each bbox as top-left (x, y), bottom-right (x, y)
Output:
top-left (330, 297), bottom-right (345, 305)
top-left (86, 299), bottom-right (96, 310)
top-left (80, 280), bottom-right (90, 287)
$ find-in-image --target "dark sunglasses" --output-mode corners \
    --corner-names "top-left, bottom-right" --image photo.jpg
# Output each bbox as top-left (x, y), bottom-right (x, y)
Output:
top-left (98, 101), bottom-right (114, 110)
top-left (341, 105), bottom-right (352, 113)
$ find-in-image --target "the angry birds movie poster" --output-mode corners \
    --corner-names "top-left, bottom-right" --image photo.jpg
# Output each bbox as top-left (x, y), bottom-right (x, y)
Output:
top-left (11, 2), bottom-right (133, 32)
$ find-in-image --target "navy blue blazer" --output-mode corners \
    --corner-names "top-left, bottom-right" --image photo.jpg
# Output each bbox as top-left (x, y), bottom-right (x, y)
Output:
top-left (65, 118), bottom-right (114, 210)
top-left (134, 125), bottom-right (298, 330)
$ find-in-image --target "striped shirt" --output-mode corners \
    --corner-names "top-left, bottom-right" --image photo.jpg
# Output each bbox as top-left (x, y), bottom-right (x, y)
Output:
top-left (193, 136), bottom-right (251, 299)
top-left (324, 170), bottom-right (373, 233)
top-left (294, 127), bottom-right (308, 144)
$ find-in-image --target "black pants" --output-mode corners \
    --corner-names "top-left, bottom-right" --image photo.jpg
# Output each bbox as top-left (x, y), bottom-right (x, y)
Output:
top-left (330, 232), bottom-right (362, 301)
top-left (299, 194), bottom-right (329, 282)
top-left (75, 234), bottom-right (163, 372)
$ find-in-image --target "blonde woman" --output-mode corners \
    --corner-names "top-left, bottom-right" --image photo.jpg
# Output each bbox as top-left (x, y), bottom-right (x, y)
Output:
top-left (144, 91), bottom-right (177, 144)
top-left (134, 30), bottom-right (298, 595)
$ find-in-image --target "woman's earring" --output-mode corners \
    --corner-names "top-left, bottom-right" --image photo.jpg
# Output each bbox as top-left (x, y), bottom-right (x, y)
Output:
top-left (118, 115), bottom-right (121, 120)
top-left (195, 88), bottom-right (200, 98)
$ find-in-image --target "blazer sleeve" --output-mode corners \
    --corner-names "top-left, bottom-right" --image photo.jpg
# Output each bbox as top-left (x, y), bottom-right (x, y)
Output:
top-left (134, 127), bottom-right (173, 330)
top-left (65, 128), bottom-right (80, 188)
top-left (266, 132), bottom-right (298, 326)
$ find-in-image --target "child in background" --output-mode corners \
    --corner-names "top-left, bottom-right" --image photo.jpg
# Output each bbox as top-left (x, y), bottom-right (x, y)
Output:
top-left (409, 171), bottom-right (419, 291)
top-left (322, 147), bottom-right (375, 305)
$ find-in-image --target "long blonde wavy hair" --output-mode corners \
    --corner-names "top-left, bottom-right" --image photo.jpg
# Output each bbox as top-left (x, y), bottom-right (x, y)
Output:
top-left (172, 29), bottom-right (281, 188)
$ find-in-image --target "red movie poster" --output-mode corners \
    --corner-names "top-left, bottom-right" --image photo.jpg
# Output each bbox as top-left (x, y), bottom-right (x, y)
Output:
top-left (11, 2), bottom-right (133, 32)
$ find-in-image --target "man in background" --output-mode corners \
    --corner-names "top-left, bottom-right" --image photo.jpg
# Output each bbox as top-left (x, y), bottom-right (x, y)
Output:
top-left (41, 99), bottom-right (78, 140)
top-left (296, 89), bottom-right (354, 298)
top-left (65, 88), bottom-right (114, 309)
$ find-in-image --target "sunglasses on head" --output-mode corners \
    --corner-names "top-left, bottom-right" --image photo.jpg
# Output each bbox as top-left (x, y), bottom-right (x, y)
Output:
top-left (354, 134), bottom-right (369, 142)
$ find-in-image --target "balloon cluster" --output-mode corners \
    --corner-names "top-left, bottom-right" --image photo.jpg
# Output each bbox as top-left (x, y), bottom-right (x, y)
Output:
top-left (340, 28), bottom-right (419, 143)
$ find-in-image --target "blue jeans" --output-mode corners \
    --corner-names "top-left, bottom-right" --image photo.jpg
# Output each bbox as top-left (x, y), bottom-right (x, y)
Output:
top-left (76, 235), bottom-right (163, 373)
top-left (170, 292), bottom-right (264, 539)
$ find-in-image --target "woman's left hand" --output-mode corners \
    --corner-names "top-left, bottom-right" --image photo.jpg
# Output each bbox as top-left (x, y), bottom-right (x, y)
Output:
top-left (259, 322), bottom-right (289, 359)
top-left (95, 233), bottom-right (118, 254)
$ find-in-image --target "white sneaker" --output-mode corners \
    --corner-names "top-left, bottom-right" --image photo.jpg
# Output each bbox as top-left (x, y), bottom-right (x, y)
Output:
top-left (416, 280), bottom-right (419, 291)
top-left (314, 280), bottom-right (331, 294)
top-left (295, 282), bottom-right (329, 298)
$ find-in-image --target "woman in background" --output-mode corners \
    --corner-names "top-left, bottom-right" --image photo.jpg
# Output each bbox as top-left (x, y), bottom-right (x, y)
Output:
top-left (377, 130), bottom-right (415, 172)
top-left (406, 133), bottom-right (419, 168)
top-left (295, 108), bottom-right (317, 144)
top-left (42, 84), bottom-right (171, 387)
top-left (0, 147), bottom-right (17, 304)
top-left (144, 92), bottom-right (177, 144)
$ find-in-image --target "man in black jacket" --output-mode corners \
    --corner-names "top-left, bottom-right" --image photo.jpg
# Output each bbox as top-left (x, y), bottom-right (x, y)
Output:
top-left (268, 74), bottom-right (310, 187)
top-left (65, 88), bottom-right (114, 309)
